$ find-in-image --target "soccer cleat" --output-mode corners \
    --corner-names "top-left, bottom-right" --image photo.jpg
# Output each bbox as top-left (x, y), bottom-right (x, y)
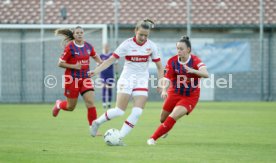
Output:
top-left (117, 138), bottom-right (127, 146)
top-left (147, 138), bottom-right (156, 145)
top-left (52, 100), bottom-right (62, 117)
top-left (90, 121), bottom-right (100, 137)
top-left (89, 126), bottom-right (102, 136)
top-left (161, 133), bottom-right (168, 139)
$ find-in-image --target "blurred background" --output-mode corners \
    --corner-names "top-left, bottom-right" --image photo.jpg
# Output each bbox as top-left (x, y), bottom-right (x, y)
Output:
top-left (0, 0), bottom-right (275, 103)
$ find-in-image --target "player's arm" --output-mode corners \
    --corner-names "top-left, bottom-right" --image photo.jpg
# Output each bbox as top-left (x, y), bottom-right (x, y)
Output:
top-left (185, 65), bottom-right (209, 78)
top-left (92, 55), bottom-right (103, 65)
top-left (114, 61), bottom-right (119, 80)
top-left (58, 60), bottom-right (81, 70)
top-left (88, 56), bottom-right (117, 77)
top-left (154, 61), bottom-right (164, 80)
top-left (160, 78), bottom-right (170, 99)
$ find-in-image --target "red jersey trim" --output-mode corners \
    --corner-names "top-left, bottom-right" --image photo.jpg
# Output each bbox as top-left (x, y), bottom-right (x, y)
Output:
top-left (152, 58), bottom-right (161, 62)
top-left (133, 88), bottom-right (148, 92)
top-left (133, 37), bottom-right (147, 46)
top-left (112, 53), bottom-right (120, 59)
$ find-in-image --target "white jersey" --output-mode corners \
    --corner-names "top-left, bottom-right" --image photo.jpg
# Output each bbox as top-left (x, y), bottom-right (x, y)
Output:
top-left (113, 37), bottom-right (160, 78)
top-left (113, 37), bottom-right (161, 96)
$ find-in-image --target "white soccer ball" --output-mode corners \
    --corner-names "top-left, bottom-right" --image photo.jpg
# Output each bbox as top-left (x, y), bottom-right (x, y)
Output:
top-left (103, 128), bottom-right (122, 146)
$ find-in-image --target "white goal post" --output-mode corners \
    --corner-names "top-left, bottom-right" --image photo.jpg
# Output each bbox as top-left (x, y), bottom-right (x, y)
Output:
top-left (0, 24), bottom-right (108, 50)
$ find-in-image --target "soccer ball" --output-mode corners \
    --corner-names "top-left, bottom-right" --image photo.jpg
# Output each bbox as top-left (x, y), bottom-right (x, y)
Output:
top-left (103, 128), bottom-right (122, 146)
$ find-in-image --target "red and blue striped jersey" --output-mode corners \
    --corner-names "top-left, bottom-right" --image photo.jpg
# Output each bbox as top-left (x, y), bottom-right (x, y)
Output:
top-left (164, 54), bottom-right (206, 96)
top-left (59, 41), bottom-right (96, 79)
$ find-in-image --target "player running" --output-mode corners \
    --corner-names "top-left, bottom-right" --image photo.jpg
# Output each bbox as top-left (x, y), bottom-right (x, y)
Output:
top-left (88, 19), bottom-right (164, 144)
top-left (147, 36), bottom-right (209, 145)
top-left (51, 26), bottom-right (102, 133)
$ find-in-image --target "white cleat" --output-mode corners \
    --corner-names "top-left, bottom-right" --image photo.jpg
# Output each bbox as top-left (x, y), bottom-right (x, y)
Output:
top-left (90, 121), bottom-right (100, 137)
top-left (147, 138), bottom-right (156, 145)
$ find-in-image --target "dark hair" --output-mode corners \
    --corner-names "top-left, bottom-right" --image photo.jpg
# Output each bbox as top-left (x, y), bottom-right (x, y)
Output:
top-left (55, 26), bottom-right (83, 46)
top-left (135, 18), bottom-right (155, 31)
top-left (178, 36), bottom-right (191, 52)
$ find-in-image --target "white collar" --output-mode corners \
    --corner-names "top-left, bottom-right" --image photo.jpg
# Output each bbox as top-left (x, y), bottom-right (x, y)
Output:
top-left (73, 40), bottom-right (84, 48)
top-left (178, 55), bottom-right (191, 65)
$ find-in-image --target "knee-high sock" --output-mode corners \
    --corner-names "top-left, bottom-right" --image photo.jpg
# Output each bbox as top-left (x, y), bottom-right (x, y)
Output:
top-left (102, 87), bottom-right (106, 103)
top-left (87, 107), bottom-right (97, 126)
top-left (151, 116), bottom-right (176, 141)
top-left (57, 100), bottom-right (68, 110)
top-left (120, 107), bottom-right (143, 138)
top-left (95, 107), bottom-right (125, 124)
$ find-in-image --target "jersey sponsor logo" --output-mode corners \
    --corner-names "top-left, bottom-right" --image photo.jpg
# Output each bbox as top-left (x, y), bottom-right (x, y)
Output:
top-left (75, 52), bottom-right (80, 55)
top-left (80, 60), bottom-right (89, 64)
top-left (125, 55), bottom-right (149, 62)
top-left (87, 50), bottom-right (91, 54)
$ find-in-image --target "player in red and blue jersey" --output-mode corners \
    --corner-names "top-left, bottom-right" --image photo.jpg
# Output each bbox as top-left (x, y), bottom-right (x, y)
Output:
top-left (51, 26), bottom-right (102, 134)
top-left (99, 44), bottom-right (118, 109)
top-left (147, 36), bottom-right (209, 145)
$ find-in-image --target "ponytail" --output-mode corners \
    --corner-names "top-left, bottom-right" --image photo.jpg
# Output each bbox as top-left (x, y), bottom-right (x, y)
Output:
top-left (55, 26), bottom-right (82, 46)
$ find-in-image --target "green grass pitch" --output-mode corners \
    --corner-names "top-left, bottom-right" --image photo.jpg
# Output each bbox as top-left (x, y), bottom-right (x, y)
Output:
top-left (0, 102), bottom-right (276, 163)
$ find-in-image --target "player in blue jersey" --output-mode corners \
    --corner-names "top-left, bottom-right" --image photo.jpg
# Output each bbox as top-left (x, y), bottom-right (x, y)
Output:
top-left (99, 44), bottom-right (118, 109)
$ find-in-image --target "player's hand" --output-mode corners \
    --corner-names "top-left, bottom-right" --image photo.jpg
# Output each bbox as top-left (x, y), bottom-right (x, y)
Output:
top-left (161, 90), bottom-right (168, 100)
top-left (87, 70), bottom-right (95, 77)
top-left (184, 65), bottom-right (196, 74)
top-left (74, 62), bottom-right (82, 70)
top-left (156, 87), bottom-right (162, 94)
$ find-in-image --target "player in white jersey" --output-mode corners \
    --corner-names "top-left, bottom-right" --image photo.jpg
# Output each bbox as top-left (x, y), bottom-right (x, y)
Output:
top-left (88, 19), bottom-right (164, 144)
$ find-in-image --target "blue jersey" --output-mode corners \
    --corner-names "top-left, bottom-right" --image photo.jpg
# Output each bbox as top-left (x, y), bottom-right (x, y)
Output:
top-left (100, 53), bottom-right (114, 78)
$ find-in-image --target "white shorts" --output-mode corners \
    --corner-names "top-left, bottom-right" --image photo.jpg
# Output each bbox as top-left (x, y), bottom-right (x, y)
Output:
top-left (117, 74), bottom-right (148, 96)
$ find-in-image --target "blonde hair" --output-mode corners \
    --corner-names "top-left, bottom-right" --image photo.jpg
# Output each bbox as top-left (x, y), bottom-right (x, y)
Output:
top-left (135, 18), bottom-right (155, 31)
top-left (55, 26), bottom-right (82, 46)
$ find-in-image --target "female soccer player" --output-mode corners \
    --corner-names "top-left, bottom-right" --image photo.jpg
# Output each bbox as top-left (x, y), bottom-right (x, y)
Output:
top-left (99, 44), bottom-right (118, 109)
top-left (147, 36), bottom-right (209, 145)
top-left (88, 19), bottom-right (164, 143)
top-left (51, 26), bottom-right (102, 131)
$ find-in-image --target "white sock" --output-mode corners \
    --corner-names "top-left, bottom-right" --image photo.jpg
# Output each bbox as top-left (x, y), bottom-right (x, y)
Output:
top-left (120, 107), bottom-right (143, 138)
top-left (96, 107), bottom-right (125, 124)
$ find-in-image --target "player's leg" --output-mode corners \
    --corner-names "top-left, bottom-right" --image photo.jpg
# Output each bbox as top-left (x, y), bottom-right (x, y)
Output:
top-left (52, 77), bottom-right (80, 117)
top-left (159, 110), bottom-right (171, 138)
top-left (107, 84), bottom-right (113, 109)
top-left (119, 93), bottom-right (148, 138)
top-left (147, 105), bottom-right (188, 145)
top-left (102, 83), bottom-right (107, 109)
top-left (90, 93), bottom-right (130, 137)
top-left (82, 90), bottom-right (97, 126)
top-left (52, 97), bottom-right (78, 116)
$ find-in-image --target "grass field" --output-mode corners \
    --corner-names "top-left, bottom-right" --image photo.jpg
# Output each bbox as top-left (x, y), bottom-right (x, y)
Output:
top-left (0, 102), bottom-right (276, 163)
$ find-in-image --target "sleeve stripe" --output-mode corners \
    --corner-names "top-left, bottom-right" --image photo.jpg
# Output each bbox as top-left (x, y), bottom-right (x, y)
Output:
top-left (197, 62), bottom-right (205, 67)
top-left (112, 53), bottom-right (120, 59)
top-left (198, 66), bottom-right (206, 70)
top-left (152, 58), bottom-right (161, 62)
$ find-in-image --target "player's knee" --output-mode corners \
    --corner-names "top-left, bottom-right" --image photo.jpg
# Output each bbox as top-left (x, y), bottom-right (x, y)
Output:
top-left (114, 107), bottom-right (125, 116)
top-left (85, 100), bottom-right (94, 108)
top-left (131, 107), bottom-right (143, 118)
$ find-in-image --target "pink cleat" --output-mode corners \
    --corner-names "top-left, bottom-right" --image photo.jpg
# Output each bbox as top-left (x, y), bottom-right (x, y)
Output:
top-left (52, 100), bottom-right (62, 117)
